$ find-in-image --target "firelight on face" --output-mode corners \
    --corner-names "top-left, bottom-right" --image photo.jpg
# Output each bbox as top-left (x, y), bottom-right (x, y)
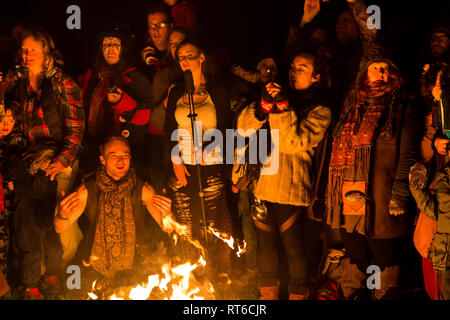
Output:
top-left (100, 139), bottom-right (131, 181)
top-left (177, 44), bottom-right (204, 73)
top-left (21, 36), bottom-right (45, 71)
top-left (102, 37), bottom-right (121, 65)
top-left (0, 109), bottom-right (15, 137)
top-left (367, 62), bottom-right (390, 84)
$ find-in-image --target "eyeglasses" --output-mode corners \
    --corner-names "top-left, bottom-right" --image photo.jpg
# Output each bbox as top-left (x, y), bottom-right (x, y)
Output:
top-left (178, 54), bottom-right (200, 62)
top-left (148, 22), bottom-right (168, 31)
top-left (107, 154), bottom-right (131, 161)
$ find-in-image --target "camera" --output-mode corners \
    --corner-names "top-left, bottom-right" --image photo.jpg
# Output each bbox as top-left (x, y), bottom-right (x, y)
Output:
top-left (262, 65), bottom-right (276, 83)
top-left (108, 86), bottom-right (120, 95)
top-left (143, 43), bottom-right (159, 65)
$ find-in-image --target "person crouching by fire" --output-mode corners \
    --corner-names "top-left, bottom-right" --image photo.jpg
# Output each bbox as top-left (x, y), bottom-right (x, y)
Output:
top-left (54, 135), bottom-right (173, 297)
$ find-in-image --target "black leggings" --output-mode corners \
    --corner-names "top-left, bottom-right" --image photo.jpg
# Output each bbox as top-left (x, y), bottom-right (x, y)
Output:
top-left (341, 231), bottom-right (407, 272)
top-left (256, 203), bottom-right (309, 294)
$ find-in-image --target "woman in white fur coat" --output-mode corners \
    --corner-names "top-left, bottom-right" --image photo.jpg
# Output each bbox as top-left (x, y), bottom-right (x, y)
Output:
top-left (232, 51), bottom-right (332, 300)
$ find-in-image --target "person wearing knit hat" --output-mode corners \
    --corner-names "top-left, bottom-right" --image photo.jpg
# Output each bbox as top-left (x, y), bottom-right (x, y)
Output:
top-left (429, 24), bottom-right (449, 62)
top-left (77, 23), bottom-right (154, 182)
top-left (326, 0), bottom-right (421, 300)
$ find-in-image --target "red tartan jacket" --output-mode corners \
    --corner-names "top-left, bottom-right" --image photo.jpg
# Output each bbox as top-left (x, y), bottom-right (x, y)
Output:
top-left (2, 67), bottom-right (85, 167)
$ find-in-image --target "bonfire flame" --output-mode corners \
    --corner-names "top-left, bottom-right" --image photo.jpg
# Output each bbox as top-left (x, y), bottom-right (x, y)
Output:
top-left (208, 225), bottom-right (247, 257)
top-left (87, 216), bottom-right (247, 300)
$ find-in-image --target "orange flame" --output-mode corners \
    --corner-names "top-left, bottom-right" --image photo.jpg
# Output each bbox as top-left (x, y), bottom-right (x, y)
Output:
top-left (208, 226), bottom-right (247, 257)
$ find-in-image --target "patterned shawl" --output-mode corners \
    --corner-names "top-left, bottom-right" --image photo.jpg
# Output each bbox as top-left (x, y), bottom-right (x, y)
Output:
top-left (90, 166), bottom-right (136, 278)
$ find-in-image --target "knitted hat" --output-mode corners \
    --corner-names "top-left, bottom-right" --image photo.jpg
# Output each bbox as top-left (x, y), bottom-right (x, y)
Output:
top-left (98, 23), bottom-right (135, 48)
top-left (431, 22), bottom-right (450, 38)
top-left (356, 36), bottom-right (400, 86)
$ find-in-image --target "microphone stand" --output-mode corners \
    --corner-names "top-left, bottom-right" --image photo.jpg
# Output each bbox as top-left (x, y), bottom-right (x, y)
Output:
top-left (185, 70), bottom-right (209, 249)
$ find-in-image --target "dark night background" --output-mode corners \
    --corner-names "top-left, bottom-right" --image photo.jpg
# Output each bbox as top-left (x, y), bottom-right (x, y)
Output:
top-left (0, 0), bottom-right (449, 82)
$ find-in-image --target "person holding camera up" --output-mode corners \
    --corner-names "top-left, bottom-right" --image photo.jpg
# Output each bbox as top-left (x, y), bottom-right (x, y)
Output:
top-left (139, 4), bottom-right (175, 190)
top-left (77, 23), bottom-right (153, 179)
top-left (232, 50), bottom-right (332, 300)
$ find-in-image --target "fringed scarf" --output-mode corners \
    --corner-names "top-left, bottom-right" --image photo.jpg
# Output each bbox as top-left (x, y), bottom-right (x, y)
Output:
top-left (327, 83), bottom-right (397, 215)
top-left (90, 166), bottom-right (136, 278)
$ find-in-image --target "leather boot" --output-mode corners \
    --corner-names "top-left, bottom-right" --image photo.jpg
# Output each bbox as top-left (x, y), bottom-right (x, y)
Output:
top-left (371, 265), bottom-right (400, 300)
top-left (259, 286), bottom-right (279, 300)
top-left (339, 257), bottom-right (367, 300)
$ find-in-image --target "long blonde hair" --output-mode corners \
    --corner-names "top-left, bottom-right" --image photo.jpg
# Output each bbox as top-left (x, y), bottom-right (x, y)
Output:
top-left (15, 25), bottom-right (64, 76)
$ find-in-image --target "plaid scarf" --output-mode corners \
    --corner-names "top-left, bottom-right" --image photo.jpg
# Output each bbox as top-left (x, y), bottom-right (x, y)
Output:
top-left (327, 84), bottom-right (394, 214)
top-left (90, 166), bottom-right (136, 278)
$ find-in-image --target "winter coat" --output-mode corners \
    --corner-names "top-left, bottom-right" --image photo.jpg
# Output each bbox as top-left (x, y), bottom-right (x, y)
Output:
top-left (410, 165), bottom-right (450, 271)
top-left (233, 103), bottom-right (331, 206)
top-left (77, 67), bottom-right (153, 138)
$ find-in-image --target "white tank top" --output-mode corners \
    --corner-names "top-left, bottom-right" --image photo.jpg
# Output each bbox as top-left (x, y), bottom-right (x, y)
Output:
top-left (174, 95), bottom-right (223, 165)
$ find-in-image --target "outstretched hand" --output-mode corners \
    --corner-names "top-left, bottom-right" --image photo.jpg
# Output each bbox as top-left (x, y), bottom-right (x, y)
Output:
top-left (59, 190), bottom-right (80, 220)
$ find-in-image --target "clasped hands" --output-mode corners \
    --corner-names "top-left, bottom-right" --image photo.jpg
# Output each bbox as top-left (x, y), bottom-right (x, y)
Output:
top-left (260, 82), bottom-right (289, 114)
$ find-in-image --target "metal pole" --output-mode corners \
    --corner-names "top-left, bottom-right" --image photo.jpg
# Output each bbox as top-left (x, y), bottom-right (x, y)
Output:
top-left (186, 87), bottom-right (209, 249)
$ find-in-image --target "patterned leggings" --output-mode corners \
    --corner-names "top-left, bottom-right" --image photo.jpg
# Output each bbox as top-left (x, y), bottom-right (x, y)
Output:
top-left (167, 165), bottom-right (233, 268)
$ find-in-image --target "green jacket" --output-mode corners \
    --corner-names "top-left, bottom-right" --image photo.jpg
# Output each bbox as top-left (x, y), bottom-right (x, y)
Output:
top-left (410, 166), bottom-right (450, 271)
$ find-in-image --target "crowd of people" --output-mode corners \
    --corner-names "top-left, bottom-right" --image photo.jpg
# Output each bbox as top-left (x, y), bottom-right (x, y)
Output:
top-left (0, 0), bottom-right (449, 300)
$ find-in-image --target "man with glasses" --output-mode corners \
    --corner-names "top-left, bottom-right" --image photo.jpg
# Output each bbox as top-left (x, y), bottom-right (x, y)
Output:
top-left (141, 4), bottom-right (173, 80)
top-left (139, 4), bottom-right (174, 193)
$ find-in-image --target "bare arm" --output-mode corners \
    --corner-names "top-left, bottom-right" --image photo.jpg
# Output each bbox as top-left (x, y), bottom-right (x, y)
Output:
top-left (54, 184), bottom-right (88, 234)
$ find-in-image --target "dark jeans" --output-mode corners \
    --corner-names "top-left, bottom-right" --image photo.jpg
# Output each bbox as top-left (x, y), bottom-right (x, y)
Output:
top-left (256, 203), bottom-right (309, 294)
top-left (16, 211), bottom-right (62, 288)
top-left (341, 231), bottom-right (407, 272)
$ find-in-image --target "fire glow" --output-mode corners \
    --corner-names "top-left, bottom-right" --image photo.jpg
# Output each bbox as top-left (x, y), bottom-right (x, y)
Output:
top-left (87, 215), bottom-right (246, 300)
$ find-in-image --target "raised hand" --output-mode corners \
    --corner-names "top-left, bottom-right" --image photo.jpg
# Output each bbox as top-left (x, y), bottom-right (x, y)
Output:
top-left (301, 0), bottom-right (323, 25)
